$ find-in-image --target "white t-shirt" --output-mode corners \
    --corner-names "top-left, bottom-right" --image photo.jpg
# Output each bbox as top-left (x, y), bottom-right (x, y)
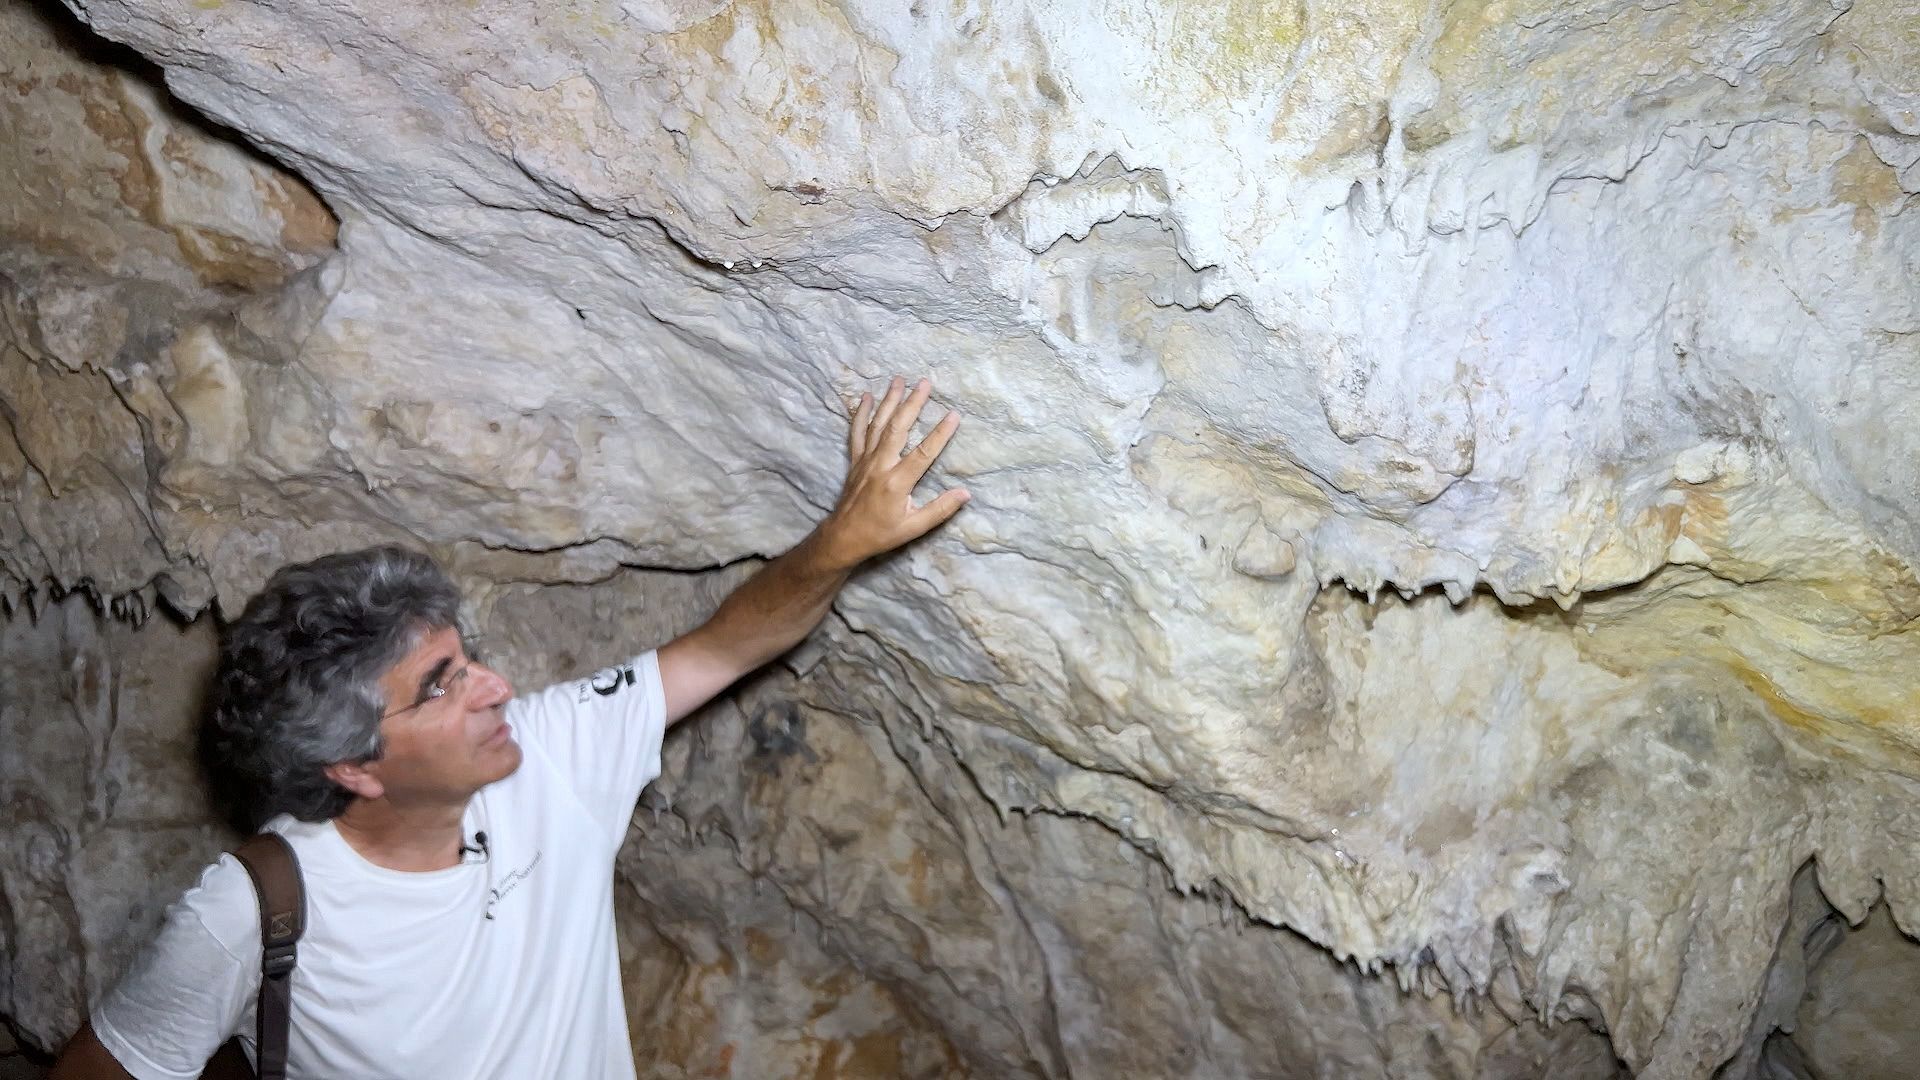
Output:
top-left (91, 652), bottom-right (668, 1080)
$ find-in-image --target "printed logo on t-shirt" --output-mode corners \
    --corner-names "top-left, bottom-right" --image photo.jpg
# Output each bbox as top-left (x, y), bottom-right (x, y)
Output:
top-left (578, 664), bottom-right (636, 702)
top-left (485, 851), bottom-right (542, 921)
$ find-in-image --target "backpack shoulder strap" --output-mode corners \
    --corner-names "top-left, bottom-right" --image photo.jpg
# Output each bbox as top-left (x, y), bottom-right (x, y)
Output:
top-left (230, 832), bottom-right (305, 1080)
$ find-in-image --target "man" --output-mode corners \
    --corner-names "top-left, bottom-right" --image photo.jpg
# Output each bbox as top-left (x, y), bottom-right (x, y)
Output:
top-left (50, 377), bottom-right (968, 1079)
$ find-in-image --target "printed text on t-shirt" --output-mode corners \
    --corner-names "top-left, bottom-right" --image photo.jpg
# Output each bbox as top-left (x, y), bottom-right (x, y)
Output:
top-left (485, 851), bottom-right (542, 921)
top-left (578, 664), bottom-right (636, 702)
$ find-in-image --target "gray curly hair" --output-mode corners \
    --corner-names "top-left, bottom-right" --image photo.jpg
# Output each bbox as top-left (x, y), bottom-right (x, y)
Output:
top-left (205, 545), bottom-right (463, 825)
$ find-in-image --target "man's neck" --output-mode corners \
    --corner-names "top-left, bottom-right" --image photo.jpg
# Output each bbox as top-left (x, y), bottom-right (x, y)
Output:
top-left (331, 796), bottom-right (471, 872)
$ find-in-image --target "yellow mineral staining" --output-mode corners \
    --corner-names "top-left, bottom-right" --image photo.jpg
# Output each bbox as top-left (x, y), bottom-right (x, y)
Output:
top-left (623, 915), bottom-right (965, 1079)
top-left (253, 172), bottom-right (338, 255)
top-left (8, 18), bottom-right (331, 290)
top-left (800, 1029), bottom-right (905, 1080)
top-left (743, 925), bottom-right (783, 967)
top-left (1425, 0), bottom-right (1516, 78)
top-left (1767, 136), bottom-right (1906, 243)
top-left (658, 0), bottom-right (748, 57)
top-left (655, 0), bottom-right (873, 111)
top-left (170, 226), bottom-right (298, 289)
top-left (1578, 551), bottom-right (1920, 771)
top-left (0, 358), bottom-right (146, 497)
top-left (1299, 101), bottom-right (1391, 167)
top-left (1100, 0), bottom-right (1311, 109)
top-left (1572, 498), bottom-right (1686, 595)
top-left (1825, 0), bottom-right (1920, 99)
top-left (1521, 441), bottom-right (1920, 773)
top-left (1828, 137), bottom-right (1905, 242)
top-left (897, 845), bottom-right (936, 907)
top-left (1166, 0), bottom-right (1306, 97)
top-left (627, 950), bottom-right (731, 1076)
top-left (1725, 644), bottom-right (1920, 765)
top-left (76, 76), bottom-right (162, 223)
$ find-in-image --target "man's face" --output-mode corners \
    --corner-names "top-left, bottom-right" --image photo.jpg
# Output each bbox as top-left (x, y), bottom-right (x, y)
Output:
top-left (364, 625), bottom-right (521, 804)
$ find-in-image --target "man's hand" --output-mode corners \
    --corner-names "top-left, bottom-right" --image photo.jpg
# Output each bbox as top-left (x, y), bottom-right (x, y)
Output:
top-left (657, 375), bottom-right (970, 723)
top-left (814, 376), bottom-right (971, 571)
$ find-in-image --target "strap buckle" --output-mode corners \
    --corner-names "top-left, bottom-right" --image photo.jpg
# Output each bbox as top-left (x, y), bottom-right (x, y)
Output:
top-left (262, 943), bottom-right (298, 978)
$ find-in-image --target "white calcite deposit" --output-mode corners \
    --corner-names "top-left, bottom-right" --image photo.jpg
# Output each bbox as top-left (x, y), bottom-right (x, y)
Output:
top-left (4, 0), bottom-right (1920, 1075)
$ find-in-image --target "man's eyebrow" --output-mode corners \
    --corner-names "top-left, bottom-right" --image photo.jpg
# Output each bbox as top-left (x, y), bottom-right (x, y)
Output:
top-left (414, 657), bottom-right (454, 705)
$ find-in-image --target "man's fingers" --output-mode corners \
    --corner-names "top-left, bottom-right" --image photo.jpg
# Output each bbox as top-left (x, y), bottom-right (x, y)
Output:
top-left (848, 392), bottom-right (874, 458)
top-left (902, 486), bottom-right (971, 539)
top-left (867, 376), bottom-right (908, 445)
top-left (880, 378), bottom-right (933, 458)
top-left (902, 409), bottom-right (959, 484)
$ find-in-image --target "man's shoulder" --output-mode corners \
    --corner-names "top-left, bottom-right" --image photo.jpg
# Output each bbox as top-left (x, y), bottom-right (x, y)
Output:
top-left (165, 850), bottom-right (262, 962)
top-left (182, 818), bottom-right (340, 953)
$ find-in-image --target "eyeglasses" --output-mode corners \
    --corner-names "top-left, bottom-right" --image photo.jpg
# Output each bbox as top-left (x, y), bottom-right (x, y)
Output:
top-left (379, 659), bottom-right (475, 721)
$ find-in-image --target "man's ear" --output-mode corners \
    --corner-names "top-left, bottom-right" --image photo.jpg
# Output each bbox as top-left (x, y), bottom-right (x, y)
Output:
top-left (324, 759), bottom-right (384, 802)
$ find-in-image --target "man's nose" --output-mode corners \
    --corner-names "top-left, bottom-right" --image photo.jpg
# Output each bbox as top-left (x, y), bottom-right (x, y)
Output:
top-left (469, 663), bottom-right (514, 706)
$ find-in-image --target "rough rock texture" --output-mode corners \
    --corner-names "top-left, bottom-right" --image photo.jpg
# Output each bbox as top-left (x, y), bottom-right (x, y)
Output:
top-left (1789, 902), bottom-right (1920, 1078)
top-left (5, 0), bottom-right (1920, 1076)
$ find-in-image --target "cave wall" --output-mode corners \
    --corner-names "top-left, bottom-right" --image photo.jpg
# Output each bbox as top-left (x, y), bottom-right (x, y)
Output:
top-left (5, 0), bottom-right (1920, 1076)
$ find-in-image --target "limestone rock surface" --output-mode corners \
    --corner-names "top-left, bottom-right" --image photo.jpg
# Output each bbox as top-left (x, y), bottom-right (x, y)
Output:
top-left (5, 0), bottom-right (1920, 1076)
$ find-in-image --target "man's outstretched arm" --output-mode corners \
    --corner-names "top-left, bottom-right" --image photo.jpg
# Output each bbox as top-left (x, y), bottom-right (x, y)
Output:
top-left (658, 376), bottom-right (969, 724)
